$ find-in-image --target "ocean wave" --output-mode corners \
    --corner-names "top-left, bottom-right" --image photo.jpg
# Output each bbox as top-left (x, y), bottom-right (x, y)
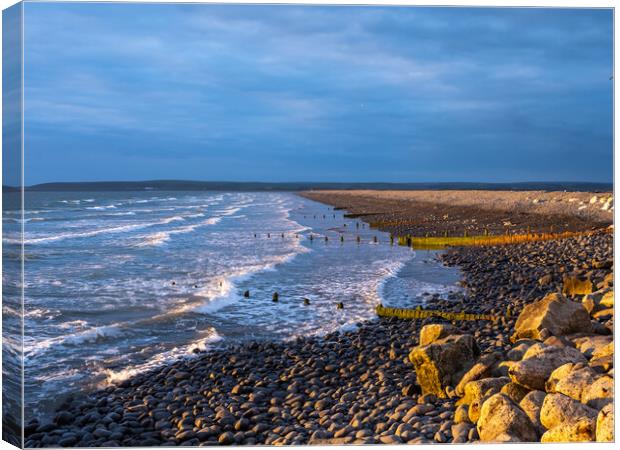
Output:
top-left (135, 231), bottom-right (170, 247)
top-left (14, 214), bottom-right (194, 245)
top-left (86, 204), bottom-right (117, 210)
top-left (25, 308), bottom-right (61, 320)
top-left (4, 217), bottom-right (46, 223)
top-left (161, 216), bottom-right (185, 224)
top-left (24, 324), bottom-right (124, 359)
top-left (57, 320), bottom-right (89, 330)
top-left (191, 248), bottom-right (310, 315)
top-left (4, 209), bottom-right (51, 215)
top-left (102, 328), bottom-right (222, 384)
top-left (376, 259), bottom-right (410, 298)
top-left (59, 199), bottom-right (96, 204)
top-left (192, 277), bottom-right (241, 314)
top-left (134, 217), bottom-right (222, 247)
top-left (218, 207), bottom-right (242, 216)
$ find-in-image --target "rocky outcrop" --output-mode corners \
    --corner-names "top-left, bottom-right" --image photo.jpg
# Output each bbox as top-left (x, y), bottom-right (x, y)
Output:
top-left (476, 393), bottom-right (538, 442)
top-left (511, 293), bottom-right (592, 342)
top-left (409, 333), bottom-right (479, 398)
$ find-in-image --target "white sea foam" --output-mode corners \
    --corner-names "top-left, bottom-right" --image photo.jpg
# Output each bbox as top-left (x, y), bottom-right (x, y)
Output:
top-left (15, 214), bottom-right (196, 245)
top-left (191, 245), bottom-right (311, 315)
top-left (161, 215), bottom-right (185, 224)
top-left (25, 308), bottom-right (61, 320)
top-left (376, 258), bottom-right (411, 300)
top-left (131, 202), bottom-right (246, 248)
top-left (24, 324), bottom-right (125, 358)
top-left (102, 328), bottom-right (222, 384)
top-left (134, 217), bottom-right (223, 247)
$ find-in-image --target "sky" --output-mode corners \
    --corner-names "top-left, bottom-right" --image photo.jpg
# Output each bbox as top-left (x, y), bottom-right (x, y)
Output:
top-left (18, 3), bottom-right (613, 184)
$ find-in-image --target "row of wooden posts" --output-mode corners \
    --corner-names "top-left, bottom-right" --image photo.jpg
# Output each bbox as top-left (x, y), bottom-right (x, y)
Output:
top-left (254, 232), bottom-right (389, 244)
top-left (242, 289), bottom-right (344, 309)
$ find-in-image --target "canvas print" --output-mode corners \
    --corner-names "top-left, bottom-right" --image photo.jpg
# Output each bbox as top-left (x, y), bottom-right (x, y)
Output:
top-left (1, 1), bottom-right (614, 447)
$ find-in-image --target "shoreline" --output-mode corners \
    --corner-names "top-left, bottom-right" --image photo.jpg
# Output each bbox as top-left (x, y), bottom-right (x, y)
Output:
top-left (25, 193), bottom-right (614, 446)
top-left (300, 190), bottom-right (612, 237)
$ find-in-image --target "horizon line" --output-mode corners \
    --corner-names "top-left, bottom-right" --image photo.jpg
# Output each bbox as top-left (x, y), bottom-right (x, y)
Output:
top-left (3, 179), bottom-right (613, 191)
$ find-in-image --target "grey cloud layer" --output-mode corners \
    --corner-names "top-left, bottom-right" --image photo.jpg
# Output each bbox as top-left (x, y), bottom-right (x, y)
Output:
top-left (23, 4), bottom-right (612, 183)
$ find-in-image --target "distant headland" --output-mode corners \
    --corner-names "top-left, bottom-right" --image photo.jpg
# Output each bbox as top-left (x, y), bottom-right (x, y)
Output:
top-left (2, 180), bottom-right (613, 193)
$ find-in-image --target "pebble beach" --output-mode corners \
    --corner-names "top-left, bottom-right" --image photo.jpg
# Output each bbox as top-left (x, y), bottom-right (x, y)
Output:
top-left (24, 190), bottom-right (614, 446)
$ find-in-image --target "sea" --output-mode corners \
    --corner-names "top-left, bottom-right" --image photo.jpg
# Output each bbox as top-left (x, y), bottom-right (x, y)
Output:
top-left (2, 191), bottom-right (461, 421)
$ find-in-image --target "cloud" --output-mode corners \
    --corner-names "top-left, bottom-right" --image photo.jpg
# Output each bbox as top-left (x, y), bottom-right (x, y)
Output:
top-left (21, 3), bottom-right (612, 183)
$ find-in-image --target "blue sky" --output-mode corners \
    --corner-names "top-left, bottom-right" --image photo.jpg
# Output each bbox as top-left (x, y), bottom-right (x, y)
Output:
top-left (21, 3), bottom-right (613, 184)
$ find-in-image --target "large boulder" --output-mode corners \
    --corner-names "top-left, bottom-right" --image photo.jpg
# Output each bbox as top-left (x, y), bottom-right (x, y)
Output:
top-left (589, 354), bottom-right (614, 374)
top-left (541, 417), bottom-right (596, 442)
top-left (581, 288), bottom-right (613, 315)
top-left (458, 377), bottom-right (510, 424)
top-left (455, 352), bottom-right (500, 396)
top-left (545, 362), bottom-right (577, 392)
top-left (600, 290), bottom-right (614, 308)
top-left (596, 403), bottom-right (614, 442)
top-left (419, 324), bottom-right (457, 346)
top-left (570, 334), bottom-right (613, 358)
top-left (508, 344), bottom-right (587, 390)
top-left (506, 340), bottom-right (536, 361)
top-left (409, 333), bottom-right (479, 398)
top-left (562, 276), bottom-right (593, 297)
top-left (500, 382), bottom-right (529, 404)
top-left (519, 390), bottom-right (546, 436)
top-left (592, 308), bottom-right (614, 321)
top-left (476, 393), bottom-right (538, 442)
top-left (581, 375), bottom-right (613, 410)
top-left (540, 393), bottom-right (598, 430)
top-left (592, 340), bottom-right (614, 359)
top-left (551, 366), bottom-right (599, 401)
top-left (512, 293), bottom-right (592, 342)
top-left (451, 422), bottom-right (474, 443)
